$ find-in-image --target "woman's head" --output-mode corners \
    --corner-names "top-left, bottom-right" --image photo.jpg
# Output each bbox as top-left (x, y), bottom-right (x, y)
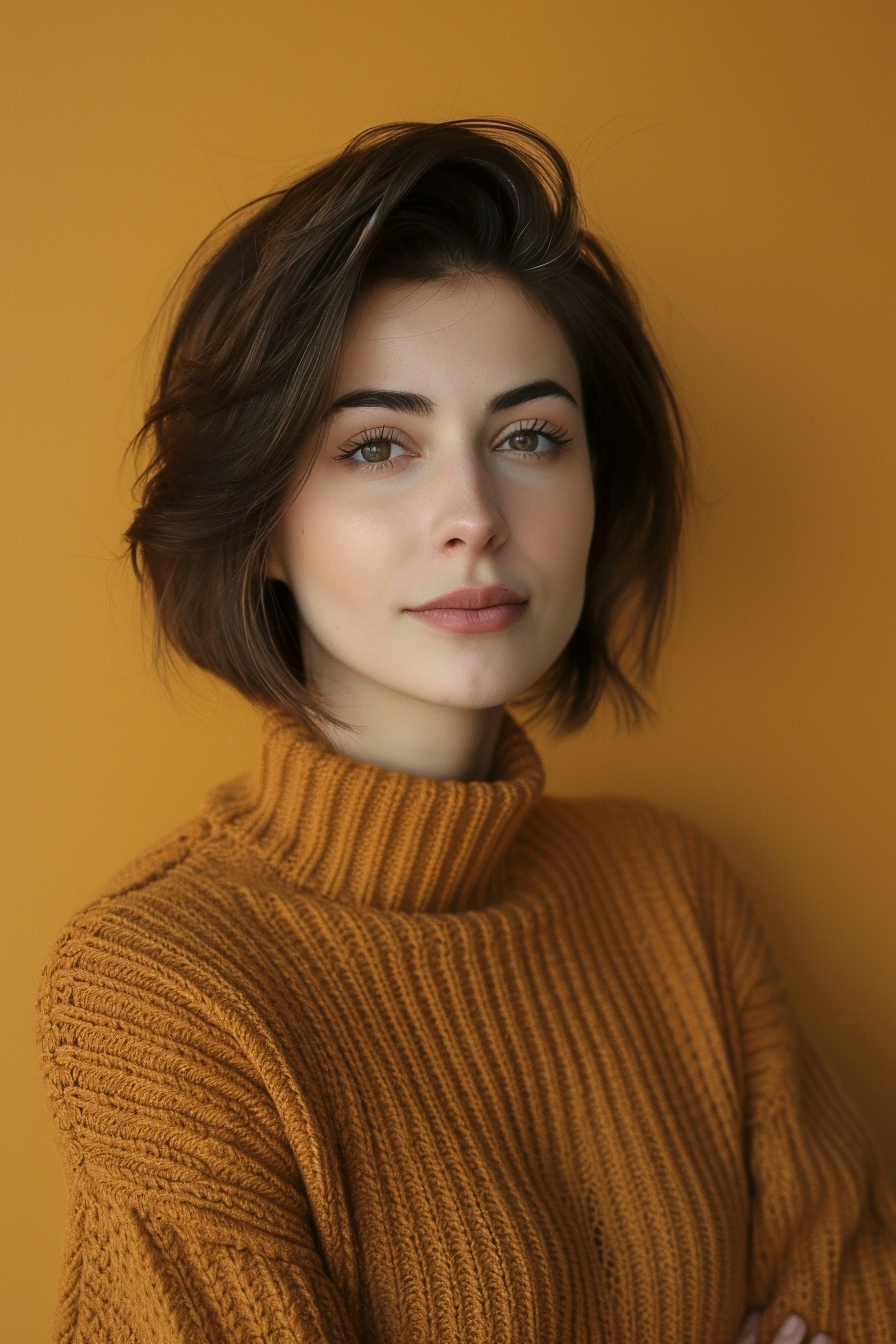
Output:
top-left (266, 270), bottom-right (594, 727)
top-left (126, 118), bottom-right (686, 734)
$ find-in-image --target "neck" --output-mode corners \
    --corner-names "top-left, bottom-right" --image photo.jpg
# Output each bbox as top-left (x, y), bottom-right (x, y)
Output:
top-left (303, 638), bottom-right (506, 782)
top-left (209, 701), bottom-right (545, 911)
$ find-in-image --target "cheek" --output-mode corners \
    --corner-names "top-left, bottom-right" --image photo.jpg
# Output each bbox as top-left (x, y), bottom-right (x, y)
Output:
top-left (514, 467), bottom-right (595, 587)
top-left (279, 485), bottom-right (410, 623)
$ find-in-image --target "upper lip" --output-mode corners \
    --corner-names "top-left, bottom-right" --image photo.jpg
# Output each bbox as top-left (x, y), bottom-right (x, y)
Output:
top-left (407, 584), bottom-right (528, 611)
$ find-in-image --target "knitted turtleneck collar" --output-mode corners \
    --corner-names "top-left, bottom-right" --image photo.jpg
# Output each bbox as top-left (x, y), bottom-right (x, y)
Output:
top-left (205, 707), bottom-right (546, 913)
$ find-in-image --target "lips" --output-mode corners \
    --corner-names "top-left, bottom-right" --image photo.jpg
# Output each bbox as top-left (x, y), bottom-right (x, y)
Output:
top-left (405, 584), bottom-right (528, 634)
top-left (409, 584), bottom-right (527, 611)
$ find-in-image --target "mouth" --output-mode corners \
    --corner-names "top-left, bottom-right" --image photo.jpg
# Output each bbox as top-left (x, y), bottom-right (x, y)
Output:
top-left (405, 584), bottom-right (529, 634)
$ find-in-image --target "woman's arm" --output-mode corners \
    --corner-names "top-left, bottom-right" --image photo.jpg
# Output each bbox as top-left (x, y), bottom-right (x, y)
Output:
top-left (36, 914), bottom-right (362, 1344)
top-left (695, 830), bottom-right (896, 1342)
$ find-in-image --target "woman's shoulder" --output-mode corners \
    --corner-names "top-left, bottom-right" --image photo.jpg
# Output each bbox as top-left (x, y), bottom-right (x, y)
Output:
top-left (527, 791), bottom-right (745, 935)
top-left (33, 806), bottom-right (292, 1180)
top-left (41, 759), bottom-right (267, 953)
top-left (45, 813), bottom-right (207, 944)
top-left (533, 790), bottom-right (728, 877)
top-left (35, 808), bottom-right (236, 1045)
top-left (526, 793), bottom-right (771, 1031)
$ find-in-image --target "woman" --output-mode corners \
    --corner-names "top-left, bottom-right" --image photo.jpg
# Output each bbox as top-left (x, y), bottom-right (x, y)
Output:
top-left (37, 119), bottom-right (895, 1342)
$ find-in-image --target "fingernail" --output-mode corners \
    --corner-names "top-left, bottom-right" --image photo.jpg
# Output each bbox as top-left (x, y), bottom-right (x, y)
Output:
top-left (811, 1336), bottom-right (833, 1344)
top-left (736, 1310), bottom-right (762, 1341)
top-left (777, 1315), bottom-right (807, 1343)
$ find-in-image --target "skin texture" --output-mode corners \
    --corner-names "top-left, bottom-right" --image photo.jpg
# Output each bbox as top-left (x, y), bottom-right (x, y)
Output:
top-left (267, 272), bottom-right (595, 780)
top-left (268, 270), bottom-right (835, 1342)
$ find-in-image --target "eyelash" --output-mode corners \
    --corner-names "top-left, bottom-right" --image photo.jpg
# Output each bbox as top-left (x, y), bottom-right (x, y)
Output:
top-left (334, 419), bottom-right (574, 472)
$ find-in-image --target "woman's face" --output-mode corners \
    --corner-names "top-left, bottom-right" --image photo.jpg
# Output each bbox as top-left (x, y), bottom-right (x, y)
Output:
top-left (268, 272), bottom-right (595, 716)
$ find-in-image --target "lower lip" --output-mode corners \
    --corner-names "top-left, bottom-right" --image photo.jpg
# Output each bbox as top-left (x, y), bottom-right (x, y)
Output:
top-left (407, 602), bottom-right (528, 633)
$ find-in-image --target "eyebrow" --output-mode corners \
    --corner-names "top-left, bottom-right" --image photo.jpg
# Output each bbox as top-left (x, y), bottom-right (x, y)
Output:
top-left (326, 378), bottom-right (578, 418)
top-left (486, 379), bottom-right (578, 414)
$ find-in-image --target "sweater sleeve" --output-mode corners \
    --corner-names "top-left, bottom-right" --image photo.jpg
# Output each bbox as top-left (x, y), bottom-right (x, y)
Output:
top-left (36, 912), bottom-right (362, 1344)
top-left (695, 832), bottom-right (896, 1342)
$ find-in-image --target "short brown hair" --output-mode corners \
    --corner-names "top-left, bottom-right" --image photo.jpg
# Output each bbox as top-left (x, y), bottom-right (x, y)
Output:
top-left (125, 118), bottom-right (687, 734)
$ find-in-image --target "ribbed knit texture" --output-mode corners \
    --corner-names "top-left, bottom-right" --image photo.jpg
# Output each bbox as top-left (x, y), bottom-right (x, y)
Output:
top-left (37, 709), bottom-right (896, 1343)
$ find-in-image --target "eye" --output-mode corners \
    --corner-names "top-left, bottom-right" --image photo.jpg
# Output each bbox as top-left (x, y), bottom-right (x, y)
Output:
top-left (504, 429), bottom-right (542, 453)
top-left (335, 430), bottom-right (413, 468)
top-left (356, 438), bottom-right (398, 463)
top-left (496, 420), bottom-right (573, 457)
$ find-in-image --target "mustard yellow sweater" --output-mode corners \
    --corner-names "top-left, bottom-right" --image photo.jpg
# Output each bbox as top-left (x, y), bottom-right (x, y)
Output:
top-left (37, 710), bottom-right (896, 1343)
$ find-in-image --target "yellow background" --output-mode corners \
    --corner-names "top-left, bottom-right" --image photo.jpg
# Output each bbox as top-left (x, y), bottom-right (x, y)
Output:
top-left (2, 1), bottom-right (894, 1334)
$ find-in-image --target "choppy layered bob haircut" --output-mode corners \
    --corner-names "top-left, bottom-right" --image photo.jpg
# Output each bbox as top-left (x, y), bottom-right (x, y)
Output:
top-left (126, 119), bottom-right (687, 735)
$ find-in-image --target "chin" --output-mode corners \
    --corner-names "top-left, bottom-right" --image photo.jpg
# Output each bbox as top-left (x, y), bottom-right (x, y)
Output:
top-left (391, 662), bottom-right (542, 712)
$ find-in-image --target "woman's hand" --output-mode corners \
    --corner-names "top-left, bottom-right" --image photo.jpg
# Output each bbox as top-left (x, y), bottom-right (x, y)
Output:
top-left (735, 1310), bottom-right (832, 1344)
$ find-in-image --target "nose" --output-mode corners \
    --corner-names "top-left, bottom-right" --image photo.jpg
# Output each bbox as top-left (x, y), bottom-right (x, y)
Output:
top-left (428, 455), bottom-right (509, 555)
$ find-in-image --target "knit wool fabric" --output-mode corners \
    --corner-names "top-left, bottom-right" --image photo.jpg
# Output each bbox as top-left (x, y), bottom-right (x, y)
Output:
top-left (37, 710), bottom-right (896, 1343)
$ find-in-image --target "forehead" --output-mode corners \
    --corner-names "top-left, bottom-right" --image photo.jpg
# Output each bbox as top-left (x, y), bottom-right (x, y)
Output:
top-left (335, 273), bottom-right (581, 402)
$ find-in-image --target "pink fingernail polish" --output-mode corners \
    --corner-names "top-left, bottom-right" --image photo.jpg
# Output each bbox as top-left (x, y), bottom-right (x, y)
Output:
top-left (779, 1315), bottom-right (807, 1343)
top-left (736, 1310), bottom-right (761, 1341)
